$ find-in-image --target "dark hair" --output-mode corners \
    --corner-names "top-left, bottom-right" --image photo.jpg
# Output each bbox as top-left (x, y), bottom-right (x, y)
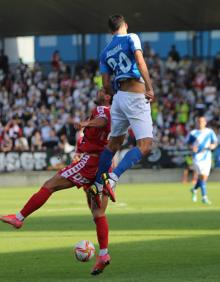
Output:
top-left (108, 14), bottom-right (126, 32)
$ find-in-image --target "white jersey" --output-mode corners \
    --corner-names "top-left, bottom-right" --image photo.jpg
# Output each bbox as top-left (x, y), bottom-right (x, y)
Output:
top-left (187, 128), bottom-right (217, 163)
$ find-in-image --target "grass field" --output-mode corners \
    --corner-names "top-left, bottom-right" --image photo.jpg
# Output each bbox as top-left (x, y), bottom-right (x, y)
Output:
top-left (0, 182), bottom-right (220, 282)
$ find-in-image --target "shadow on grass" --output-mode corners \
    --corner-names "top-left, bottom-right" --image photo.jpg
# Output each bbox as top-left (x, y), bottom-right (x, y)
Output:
top-left (1, 210), bottom-right (220, 232)
top-left (0, 234), bottom-right (220, 282)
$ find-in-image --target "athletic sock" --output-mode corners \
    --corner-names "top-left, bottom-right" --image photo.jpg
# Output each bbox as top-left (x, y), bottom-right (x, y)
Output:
top-left (20, 187), bottom-right (52, 218)
top-left (113, 147), bottom-right (143, 178)
top-left (99, 248), bottom-right (108, 256)
top-left (95, 148), bottom-right (115, 184)
top-left (16, 212), bottom-right (24, 221)
top-left (200, 180), bottom-right (207, 197)
top-left (94, 216), bottom-right (108, 252)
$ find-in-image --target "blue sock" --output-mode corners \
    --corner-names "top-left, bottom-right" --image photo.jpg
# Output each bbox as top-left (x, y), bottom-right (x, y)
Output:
top-left (95, 148), bottom-right (115, 184)
top-left (113, 147), bottom-right (143, 178)
top-left (193, 179), bottom-right (201, 190)
top-left (200, 180), bottom-right (207, 197)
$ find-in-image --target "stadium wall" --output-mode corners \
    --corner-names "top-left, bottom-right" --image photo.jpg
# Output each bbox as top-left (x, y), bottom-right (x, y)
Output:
top-left (0, 169), bottom-right (220, 187)
top-left (34, 31), bottom-right (220, 62)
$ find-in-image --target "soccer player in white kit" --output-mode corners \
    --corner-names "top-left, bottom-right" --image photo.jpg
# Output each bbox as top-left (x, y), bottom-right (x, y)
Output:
top-left (90, 14), bottom-right (154, 200)
top-left (187, 116), bottom-right (218, 204)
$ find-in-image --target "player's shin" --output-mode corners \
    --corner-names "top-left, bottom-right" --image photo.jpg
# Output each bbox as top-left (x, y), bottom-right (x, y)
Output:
top-left (200, 180), bottom-right (207, 197)
top-left (94, 215), bottom-right (109, 255)
top-left (19, 187), bottom-right (53, 219)
top-left (95, 148), bottom-right (115, 184)
top-left (113, 146), bottom-right (143, 178)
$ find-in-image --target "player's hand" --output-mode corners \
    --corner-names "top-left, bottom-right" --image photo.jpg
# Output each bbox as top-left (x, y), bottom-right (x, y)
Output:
top-left (209, 144), bottom-right (217, 150)
top-left (74, 121), bottom-right (89, 130)
top-left (74, 122), bottom-right (82, 130)
top-left (72, 153), bottom-right (81, 163)
top-left (192, 146), bottom-right (198, 153)
top-left (145, 89), bottom-right (155, 102)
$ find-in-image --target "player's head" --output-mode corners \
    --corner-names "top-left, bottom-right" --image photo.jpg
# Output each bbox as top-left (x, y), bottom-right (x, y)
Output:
top-left (196, 116), bottom-right (207, 129)
top-left (108, 14), bottom-right (128, 34)
top-left (95, 88), bottom-right (112, 106)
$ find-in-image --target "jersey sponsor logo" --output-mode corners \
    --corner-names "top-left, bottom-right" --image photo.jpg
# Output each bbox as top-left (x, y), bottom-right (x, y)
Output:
top-left (61, 154), bottom-right (90, 178)
top-left (106, 44), bottom-right (122, 58)
top-left (96, 106), bottom-right (108, 119)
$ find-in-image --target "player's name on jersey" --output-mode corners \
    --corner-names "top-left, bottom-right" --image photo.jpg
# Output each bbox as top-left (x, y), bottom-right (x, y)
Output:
top-left (106, 44), bottom-right (122, 58)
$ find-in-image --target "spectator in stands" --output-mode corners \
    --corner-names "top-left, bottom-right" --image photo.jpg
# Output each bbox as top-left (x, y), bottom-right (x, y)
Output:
top-left (0, 131), bottom-right (13, 152)
top-left (58, 134), bottom-right (75, 154)
top-left (143, 42), bottom-right (155, 58)
top-left (51, 50), bottom-right (62, 71)
top-left (203, 79), bottom-right (217, 106)
top-left (213, 52), bottom-right (220, 74)
top-left (0, 47), bottom-right (219, 170)
top-left (14, 134), bottom-right (29, 151)
top-left (0, 49), bottom-right (9, 74)
top-left (168, 44), bottom-right (180, 62)
top-left (43, 128), bottom-right (59, 149)
top-left (23, 120), bottom-right (35, 146)
top-left (40, 120), bottom-right (52, 143)
top-left (58, 116), bottom-right (77, 146)
top-left (31, 130), bottom-right (43, 151)
top-left (5, 118), bottom-right (22, 147)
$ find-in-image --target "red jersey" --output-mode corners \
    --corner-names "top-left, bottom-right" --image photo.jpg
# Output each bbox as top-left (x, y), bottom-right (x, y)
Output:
top-left (77, 106), bottom-right (111, 154)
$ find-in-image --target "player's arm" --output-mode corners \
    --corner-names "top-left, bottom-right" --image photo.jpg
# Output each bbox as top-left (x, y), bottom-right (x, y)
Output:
top-left (102, 73), bottom-right (114, 96)
top-left (186, 133), bottom-right (198, 153)
top-left (209, 130), bottom-right (218, 150)
top-left (129, 33), bottom-right (154, 101)
top-left (134, 50), bottom-right (154, 101)
top-left (100, 52), bottom-right (114, 95)
top-left (74, 117), bottom-right (107, 130)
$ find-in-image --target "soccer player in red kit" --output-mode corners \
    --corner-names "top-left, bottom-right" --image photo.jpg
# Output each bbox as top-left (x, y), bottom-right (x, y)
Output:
top-left (0, 89), bottom-right (112, 275)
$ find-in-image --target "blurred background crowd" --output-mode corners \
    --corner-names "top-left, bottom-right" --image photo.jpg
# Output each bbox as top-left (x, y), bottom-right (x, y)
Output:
top-left (0, 44), bottom-right (220, 154)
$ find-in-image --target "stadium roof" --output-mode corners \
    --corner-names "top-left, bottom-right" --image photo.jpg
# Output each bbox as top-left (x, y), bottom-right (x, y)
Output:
top-left (0, 0), bottom-right (220, 37)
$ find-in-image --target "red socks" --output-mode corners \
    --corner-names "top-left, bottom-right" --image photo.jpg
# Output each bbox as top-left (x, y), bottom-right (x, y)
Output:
top-left (20, 187), bottom-right (52, 218)
top-left (94, 216), bottom-right (109, 249)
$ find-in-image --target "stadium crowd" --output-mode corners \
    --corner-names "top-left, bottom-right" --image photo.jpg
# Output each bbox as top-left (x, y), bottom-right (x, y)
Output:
top-left (0, 46), bottom-right (220, 154)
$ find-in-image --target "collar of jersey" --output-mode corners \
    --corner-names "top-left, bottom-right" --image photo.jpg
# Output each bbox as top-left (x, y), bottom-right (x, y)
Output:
top-left (113, 34), bottom-right (128, 38)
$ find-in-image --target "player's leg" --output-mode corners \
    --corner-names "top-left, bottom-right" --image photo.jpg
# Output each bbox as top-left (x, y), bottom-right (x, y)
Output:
top-left (0, 174), bottom-right (74, 228)
top-left (190, 161), bottom-right (211, 204)
top-left (200, 174), bottom-right (211, 204)
top-left (190, 163), bottom-right (200, 202)
top-left (90, 112), bottom-right (128, 202)
top-left (192, 170), bottom-right (198, 185)
top-left (102, 93), bottom-right (153, 196)
top-left (182, 167), bottom-right (189, 183)
top-left (198, 160), bottom-right (211, 204)
top-left (94, 135), bottom-right (126, 186)
top-left (92, 93), bottom-right (129, 191)
top-left (86, 192), bottom-right (110, 275)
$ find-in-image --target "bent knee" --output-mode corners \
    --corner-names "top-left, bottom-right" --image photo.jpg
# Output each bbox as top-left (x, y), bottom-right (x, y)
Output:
top-left (108, 136), bottom-right (125, 152)
top-left (137, 138), bottom-right (153, 156)
top-left (92, 208), bottom-right (106, 218)
top-left (108, 143), bottom-right (121, 152)
top-left (42, 180), bottom-right (56, 193)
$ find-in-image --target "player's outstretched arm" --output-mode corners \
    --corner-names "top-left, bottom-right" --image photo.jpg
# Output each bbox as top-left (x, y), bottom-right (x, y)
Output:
top-left (74, 118), bottom-right (107, 130)
top-left (134, 50), bottom-right (154, 101)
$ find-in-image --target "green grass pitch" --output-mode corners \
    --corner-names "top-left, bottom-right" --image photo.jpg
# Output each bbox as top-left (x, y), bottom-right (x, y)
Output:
top-left (1, 182), bottom-right (220, 282)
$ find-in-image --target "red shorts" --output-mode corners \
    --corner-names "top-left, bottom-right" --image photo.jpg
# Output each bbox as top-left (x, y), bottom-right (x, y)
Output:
top-left (58, 154), bottom-right (99, 190)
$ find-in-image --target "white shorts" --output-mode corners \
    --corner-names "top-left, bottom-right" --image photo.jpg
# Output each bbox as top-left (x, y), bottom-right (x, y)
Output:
top-left (193, 160), bottom-right (211, 176)
top-left (110, 91), bottom-right (153, 140)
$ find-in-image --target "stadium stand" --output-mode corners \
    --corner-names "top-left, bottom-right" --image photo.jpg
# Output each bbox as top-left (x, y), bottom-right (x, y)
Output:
top-left (1, 46), bottom-right (220, 155)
